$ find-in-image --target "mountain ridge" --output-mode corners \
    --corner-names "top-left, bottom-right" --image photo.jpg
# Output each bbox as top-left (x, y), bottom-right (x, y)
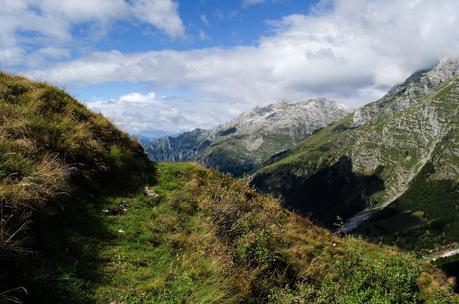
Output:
top-left (144, 98), bottom-right (352, 176)
top-left (250, 57), bottom-right (459, 250)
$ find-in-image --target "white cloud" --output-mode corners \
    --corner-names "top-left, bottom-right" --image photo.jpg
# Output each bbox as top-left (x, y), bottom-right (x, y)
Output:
top-left (20, 0), bottom-right (459, 135)
top-left (28, 0), bottom-right (459, 104)
top-left (200, 14), bottom-right (210, 27)
top-left (243, 0), bottom-right (266, 8)
top-left (0, 0), bottom-right (185, 66)
top-left (37, 47), bottom-right (70, 59)
top-left (25, 47), bottom-right (71, 67)
top-left (198, 30), bottom-right (207, 41)
top-left (130, 0), bottom-right (185, 39)
top-left (30, 0), bottom-right (129, 23)
top-left (86, 91), bottom-right (246, 136)
top-left (119, 92), bottom-right (157, 103)
top-left (0, 47), bottom-right (24, 65)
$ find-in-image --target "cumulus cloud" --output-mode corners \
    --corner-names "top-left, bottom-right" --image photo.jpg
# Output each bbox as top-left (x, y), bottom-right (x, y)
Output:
top-left (28, 0), bottom-right (459, 105)
top-left (86, 91), bottom-right (246, 136)
top-left (0, 0), bottom-right (185, 66)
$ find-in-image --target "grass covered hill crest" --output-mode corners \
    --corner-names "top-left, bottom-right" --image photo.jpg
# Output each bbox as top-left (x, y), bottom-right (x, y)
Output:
top-left (0, 72), bottom-right (156, 302)
top-left (0, 73), bottom-right (457, 303)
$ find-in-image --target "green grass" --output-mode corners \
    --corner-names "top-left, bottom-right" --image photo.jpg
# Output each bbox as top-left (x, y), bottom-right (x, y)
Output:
top-left (24, 163), bottom-right (459, 303)
top-left (26, 163), bottom-right (240, 303)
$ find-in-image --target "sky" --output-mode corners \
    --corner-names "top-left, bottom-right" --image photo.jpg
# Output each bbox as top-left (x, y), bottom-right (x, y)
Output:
top-left (2, 0), bottom-right (459, 138)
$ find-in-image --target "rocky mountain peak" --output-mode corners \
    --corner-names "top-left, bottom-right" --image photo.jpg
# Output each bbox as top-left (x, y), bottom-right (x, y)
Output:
top-left (144, 98), bottom-right (352, 176)
top-left (352, 56), bottom-right (459, 127)
top-left (251, 58), bottom-right (459, 248)
top-left (225, 98), bottom-right (352, 134)
top-left (427, 56), bottom-right (459, 83)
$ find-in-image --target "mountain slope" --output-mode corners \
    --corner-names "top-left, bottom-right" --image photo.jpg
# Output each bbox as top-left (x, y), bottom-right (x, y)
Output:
top-left (145, 98), bottom-right (351, 176)
top-left (250, 57), bottom-right (459, 248)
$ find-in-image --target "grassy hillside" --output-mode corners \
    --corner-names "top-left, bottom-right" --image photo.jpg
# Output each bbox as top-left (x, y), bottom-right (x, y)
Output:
top-left (22, 162), bottom-right (459, 303)
top-left (0, 73), bottom-right (156, 303)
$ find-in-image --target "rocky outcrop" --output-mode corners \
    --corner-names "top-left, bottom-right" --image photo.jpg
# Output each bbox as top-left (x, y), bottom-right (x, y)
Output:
top-left (352, 57), bottom-right (459, 127)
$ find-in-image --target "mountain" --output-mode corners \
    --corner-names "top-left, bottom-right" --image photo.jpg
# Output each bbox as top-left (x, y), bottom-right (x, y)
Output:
top-left (250, 57), bottom-right (459, 251)
top-left (145, 127), bottom-right (212, 162)
top-left (144, 98), bottom-right (352, 176)
top-left (1, 73), bottom-right (457, 303)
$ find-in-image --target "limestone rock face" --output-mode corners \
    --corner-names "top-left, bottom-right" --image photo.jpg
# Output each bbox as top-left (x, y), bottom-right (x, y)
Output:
top-left (144, 128), bottom-right (212, 162)
top-left (352, 56), bottom-right (459, 127)
top-left (144, 98), bottom-right (351, 176)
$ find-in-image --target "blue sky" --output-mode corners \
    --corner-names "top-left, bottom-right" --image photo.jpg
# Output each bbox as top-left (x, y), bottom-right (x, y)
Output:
top-left (95, 1), bottom-right (318, 52)
top-left (65, 0), bottom-right (319, 101)
top-left (2, 0), bottom-right (459, 137)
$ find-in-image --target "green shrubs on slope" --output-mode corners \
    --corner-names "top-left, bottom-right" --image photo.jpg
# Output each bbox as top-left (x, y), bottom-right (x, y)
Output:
top-left (0, 73), bottom-right (156, 302)
top-left (356, 162), bottom-right (459, 251)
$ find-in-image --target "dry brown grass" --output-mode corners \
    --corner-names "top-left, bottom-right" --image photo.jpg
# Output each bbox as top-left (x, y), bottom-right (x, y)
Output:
top-left (0, 154), bottom-right (68, 207)
top-left (188, 166), bottom-right (459, 303)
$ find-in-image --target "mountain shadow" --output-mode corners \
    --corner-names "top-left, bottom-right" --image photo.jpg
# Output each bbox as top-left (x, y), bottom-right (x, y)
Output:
top-left (273, 157), bottom-right (385, 228)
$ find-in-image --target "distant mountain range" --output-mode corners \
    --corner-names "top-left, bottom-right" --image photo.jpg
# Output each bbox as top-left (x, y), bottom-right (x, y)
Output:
top-left (250, 57), bottom-right (459, 251)
top-left (144, 98), bottom-right (352, 176)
